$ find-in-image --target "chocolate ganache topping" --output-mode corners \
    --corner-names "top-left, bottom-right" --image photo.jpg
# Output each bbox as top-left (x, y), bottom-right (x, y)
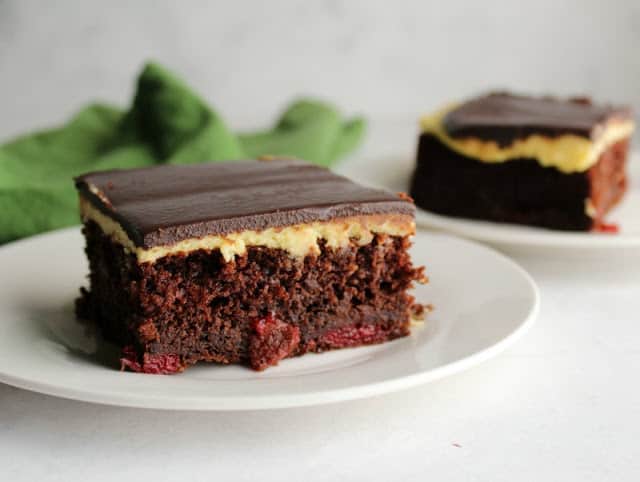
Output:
top-left (75, 159), bottom-right (414, 248)
top-left (443, 93), bottom-right (632, 147)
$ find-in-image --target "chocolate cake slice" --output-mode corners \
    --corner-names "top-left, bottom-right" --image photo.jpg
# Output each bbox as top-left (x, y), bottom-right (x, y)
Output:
top-left (410, 93), bottom-right (635, 231)
top-left (75, 159), bottom-right (426, 373)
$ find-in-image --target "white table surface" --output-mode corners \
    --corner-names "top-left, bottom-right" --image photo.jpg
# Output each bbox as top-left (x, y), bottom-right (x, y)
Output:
top-left (1, 121), bottom-right (639, 481)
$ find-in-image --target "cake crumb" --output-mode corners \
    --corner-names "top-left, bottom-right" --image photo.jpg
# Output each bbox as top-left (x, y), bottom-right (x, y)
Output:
top-left (410, 303), bottom-right (434, 321)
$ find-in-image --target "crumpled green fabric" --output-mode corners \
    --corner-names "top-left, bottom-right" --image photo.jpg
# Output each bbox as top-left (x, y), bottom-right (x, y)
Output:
top-left (0, 62), bottom-right (366, 244)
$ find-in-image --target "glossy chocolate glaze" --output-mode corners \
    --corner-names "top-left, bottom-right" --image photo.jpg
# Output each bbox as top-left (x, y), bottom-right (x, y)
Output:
top-left (443, 93), bottom-right (632, 146)
top-left (75, 159), bottom-right (414, 248)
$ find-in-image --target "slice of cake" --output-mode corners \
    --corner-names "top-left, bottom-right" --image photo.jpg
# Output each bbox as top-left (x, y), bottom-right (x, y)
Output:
top-left (410, 93), bottom-right (635, 231)
top-left (75, 159), bottom-right (426, 373)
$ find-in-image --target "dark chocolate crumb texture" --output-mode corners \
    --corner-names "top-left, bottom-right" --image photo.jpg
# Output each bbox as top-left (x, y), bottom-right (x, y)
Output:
top-left (411, 93), bottom-right (635, 231)
top-left (75, 159), bottom-right (426, 373)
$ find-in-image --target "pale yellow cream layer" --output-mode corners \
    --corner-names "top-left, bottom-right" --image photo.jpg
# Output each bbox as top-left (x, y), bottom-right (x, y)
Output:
top-left (420, 105), bottom-right (635, 173)
top-left (79, 197), bottom-right (415, 264)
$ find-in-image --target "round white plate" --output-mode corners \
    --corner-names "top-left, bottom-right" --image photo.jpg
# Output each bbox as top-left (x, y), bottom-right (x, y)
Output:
top-left (338, 126), bottom-right (640, 251)
top-left (0, 228), bottom-right (538, 410)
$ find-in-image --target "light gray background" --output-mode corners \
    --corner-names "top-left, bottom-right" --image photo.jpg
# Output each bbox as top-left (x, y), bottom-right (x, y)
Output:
top-left (1, 0), bottom-right (639, 140)
top-left (2, 2), bottom-right (640, 481)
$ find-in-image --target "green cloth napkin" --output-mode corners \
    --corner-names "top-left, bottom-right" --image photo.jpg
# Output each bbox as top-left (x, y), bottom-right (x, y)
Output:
top-left (0, 62), bottom-right (366, 244)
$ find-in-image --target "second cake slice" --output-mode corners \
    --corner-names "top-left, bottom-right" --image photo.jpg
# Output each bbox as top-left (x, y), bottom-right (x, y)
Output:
top-left (411, 93), bottom-right (635, 231)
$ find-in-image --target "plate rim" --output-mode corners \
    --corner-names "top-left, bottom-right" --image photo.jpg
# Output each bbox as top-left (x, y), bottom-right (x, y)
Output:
top-left (414, 207), bottom-right (640, 249)
top-left (0, 227), bottom-right (540, 411)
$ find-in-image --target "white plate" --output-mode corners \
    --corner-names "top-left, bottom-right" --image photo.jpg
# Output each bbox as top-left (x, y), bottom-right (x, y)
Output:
top-left (0, 228), bottom-right (538, 410)
top-left (338, 122), bottom-right (640, 251)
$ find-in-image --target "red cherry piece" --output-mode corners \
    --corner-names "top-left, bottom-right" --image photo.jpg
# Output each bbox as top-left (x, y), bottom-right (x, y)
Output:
top-left (249, 314), bottom-right (300, 371)
top-left (594, 222), bottom-right (620, 234)
top-left (120, 345), bottom-right (183, 374)
top-left (319, 323), bottom-right (388, 348)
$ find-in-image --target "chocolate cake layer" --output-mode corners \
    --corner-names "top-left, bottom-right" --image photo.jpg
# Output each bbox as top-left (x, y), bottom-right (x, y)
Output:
top-left (75, 160), bottom-right (414, 248)
top-left (443, 92), bottom-right (632, 146)
top-left (410, 133), bottom-right (629, 231)
top-left (77, 221), bottom-right (424, 372)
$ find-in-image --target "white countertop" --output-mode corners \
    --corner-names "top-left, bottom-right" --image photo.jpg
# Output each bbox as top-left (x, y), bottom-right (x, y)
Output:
top-left (2, 121), bottom-right (639, 481)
